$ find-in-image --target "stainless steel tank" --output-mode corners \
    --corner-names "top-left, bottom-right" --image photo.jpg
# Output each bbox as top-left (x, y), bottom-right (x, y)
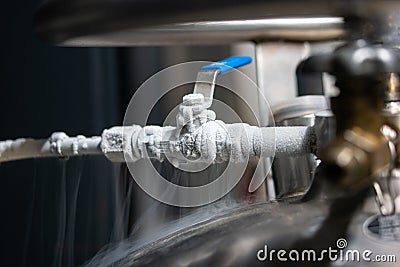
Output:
top-left (88, 176), bottom-right (400, 267)
top-left (271, 96), bottom-right (328, 200)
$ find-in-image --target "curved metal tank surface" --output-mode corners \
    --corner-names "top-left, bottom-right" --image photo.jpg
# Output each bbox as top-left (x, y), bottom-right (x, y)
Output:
top-left (105, 177), bottom-right (400, 267)
top-left (34, 0), bottom-right (400, 46)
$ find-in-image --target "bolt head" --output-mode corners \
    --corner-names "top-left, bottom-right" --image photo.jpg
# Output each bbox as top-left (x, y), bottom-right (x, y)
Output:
top-left (182, 93), bottom-right (204, 105)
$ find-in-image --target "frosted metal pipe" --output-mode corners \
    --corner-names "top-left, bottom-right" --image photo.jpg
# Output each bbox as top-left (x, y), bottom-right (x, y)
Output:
top-left (101, 123), bottom-right (315, 163)
top-left (0, 124), bottom-right (314, 163)
top-left (196, 123), bottom-right (315, 163)
top-left (0, 132), bottom-right (102, 162)
top-left (225, 124), bottom-right (315, 159)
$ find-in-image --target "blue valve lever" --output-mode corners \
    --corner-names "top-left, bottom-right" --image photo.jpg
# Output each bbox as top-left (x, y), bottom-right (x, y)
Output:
top-left (200, 56), bottom-right (252, 74)
top-left (192, 56), bottom-right (252, 109)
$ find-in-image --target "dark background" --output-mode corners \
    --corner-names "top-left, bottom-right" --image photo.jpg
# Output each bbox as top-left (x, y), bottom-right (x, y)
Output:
top-left (0, 1), bottom-right (229, 266)
top-left (0, 0), bottom-right (121, 266)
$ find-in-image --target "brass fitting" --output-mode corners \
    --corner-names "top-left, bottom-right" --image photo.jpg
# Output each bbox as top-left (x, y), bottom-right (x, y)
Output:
top-left (382, 73), bottom-right (400, 163)
top-left (321, 77), bottom-right (391, 190)
top-left (298, 40), bottom-right (400, 190)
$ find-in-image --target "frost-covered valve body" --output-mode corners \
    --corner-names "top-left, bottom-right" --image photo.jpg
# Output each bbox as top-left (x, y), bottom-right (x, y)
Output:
top-left (175, 56), bottom-right (252, 162)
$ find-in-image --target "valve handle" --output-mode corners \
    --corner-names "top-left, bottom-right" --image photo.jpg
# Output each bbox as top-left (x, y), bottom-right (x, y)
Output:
top-left (187, 56), bottom-right (252, 112)
top-left (200, 56), bottom-right (252, 74)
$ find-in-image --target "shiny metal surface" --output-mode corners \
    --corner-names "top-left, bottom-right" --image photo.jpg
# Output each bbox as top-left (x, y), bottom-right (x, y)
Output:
top-left (272, 96), bottom-right (329, 122)
top-left (314, 110), bottom-right (336, 157)
top-left (254, 43), bottom-right (336, 201)
top-left (60, 18), bottom-right (345, 46)
top-left (34, 0), bottom-right (400, 46)
top-left (272, 96), bottom-right (328, 200)
top-left (105, 178), bottom-right (400, 267)
top-left (273, 116), bottom-right (318, 200)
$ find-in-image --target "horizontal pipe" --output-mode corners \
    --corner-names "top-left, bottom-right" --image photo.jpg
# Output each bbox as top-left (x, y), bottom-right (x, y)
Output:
top-left (0, 124), bottom-right (314, 163)
top-left (212, 123), bottom-right (314, 163)
top-left (261, 126), bottom-right (315, 157)
top-left (0, 132), bottom-right (102, 163)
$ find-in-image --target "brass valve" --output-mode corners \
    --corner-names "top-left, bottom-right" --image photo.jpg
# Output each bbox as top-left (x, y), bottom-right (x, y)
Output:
top-left (303, 40), bottom-right (400, 190)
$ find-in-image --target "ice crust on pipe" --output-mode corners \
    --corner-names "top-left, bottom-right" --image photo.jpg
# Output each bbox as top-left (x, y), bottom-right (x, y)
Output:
top-left (271, 126), bottom-right (314, 156)
top-left (101, 126), bottom-right (140, 162)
